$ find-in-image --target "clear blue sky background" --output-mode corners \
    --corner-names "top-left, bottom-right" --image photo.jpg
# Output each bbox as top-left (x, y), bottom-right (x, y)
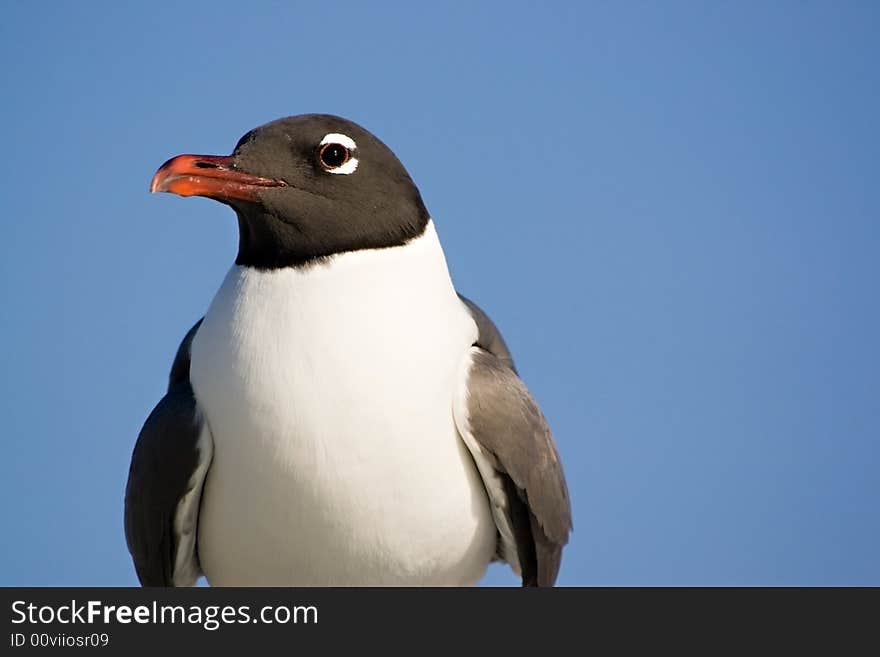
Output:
top-left (1, 2), bottom-right (877, 586)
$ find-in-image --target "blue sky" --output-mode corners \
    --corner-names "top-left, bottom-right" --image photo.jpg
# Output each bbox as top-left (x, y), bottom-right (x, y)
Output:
top-left (1, 2), bottom-right (877, 586)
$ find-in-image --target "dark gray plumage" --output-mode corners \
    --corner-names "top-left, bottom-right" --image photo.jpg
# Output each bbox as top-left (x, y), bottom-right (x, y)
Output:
top-left (124, 320), bottom-right (208, 586)
top-left (230, 114), bottom-right (429, 269)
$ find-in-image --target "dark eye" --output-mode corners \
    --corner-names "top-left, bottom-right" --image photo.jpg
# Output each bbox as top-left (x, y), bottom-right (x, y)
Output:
top-left (319, 143), bottom-right (351, 170)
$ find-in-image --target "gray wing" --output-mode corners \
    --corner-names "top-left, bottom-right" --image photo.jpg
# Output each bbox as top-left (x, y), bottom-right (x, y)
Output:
top-left (455, 299), bottom-right (572, 586)
top-left (124, 319), bottom-right (213, 586)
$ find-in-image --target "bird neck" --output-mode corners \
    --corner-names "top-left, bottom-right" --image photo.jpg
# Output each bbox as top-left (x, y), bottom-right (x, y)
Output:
top-left (233, 205), bottom-right (430, 271)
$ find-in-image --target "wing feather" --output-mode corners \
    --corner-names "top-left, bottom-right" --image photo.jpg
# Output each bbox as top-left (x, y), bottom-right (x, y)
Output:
top-left (455, 299), bottom-right (571, 586)
top-left (124, 320), bottom-right (212, 586)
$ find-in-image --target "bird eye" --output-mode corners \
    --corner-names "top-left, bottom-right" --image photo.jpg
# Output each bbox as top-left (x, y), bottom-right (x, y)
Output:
top-left (319, 143), bottom-right (350, 170)
top-left (318, 132), bottom-right (359, 175)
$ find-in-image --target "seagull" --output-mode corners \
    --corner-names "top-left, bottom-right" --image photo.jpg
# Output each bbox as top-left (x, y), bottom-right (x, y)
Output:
top-left (124, 114), bottom-right (571, 586)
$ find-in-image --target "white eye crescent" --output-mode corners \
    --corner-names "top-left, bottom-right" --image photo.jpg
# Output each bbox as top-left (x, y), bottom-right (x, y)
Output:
top-left (318, 133), bottom-right (359, 174)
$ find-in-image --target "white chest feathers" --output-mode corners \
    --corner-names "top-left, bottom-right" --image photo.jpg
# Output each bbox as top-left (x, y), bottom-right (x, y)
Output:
top-left (190, 222), bottom-right (496, 585)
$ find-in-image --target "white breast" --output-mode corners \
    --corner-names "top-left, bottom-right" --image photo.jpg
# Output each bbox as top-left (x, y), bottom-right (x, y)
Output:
top-left (190, 222), bottom-right (496, 585)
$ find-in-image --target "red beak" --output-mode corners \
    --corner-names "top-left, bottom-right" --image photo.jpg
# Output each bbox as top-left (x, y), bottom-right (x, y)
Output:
top-left (150, 154), bottom-right (285, 202)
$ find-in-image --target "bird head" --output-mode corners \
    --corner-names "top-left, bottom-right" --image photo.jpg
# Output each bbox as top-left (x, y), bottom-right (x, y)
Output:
top-left (151, 114), bottom-right (429, 268)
